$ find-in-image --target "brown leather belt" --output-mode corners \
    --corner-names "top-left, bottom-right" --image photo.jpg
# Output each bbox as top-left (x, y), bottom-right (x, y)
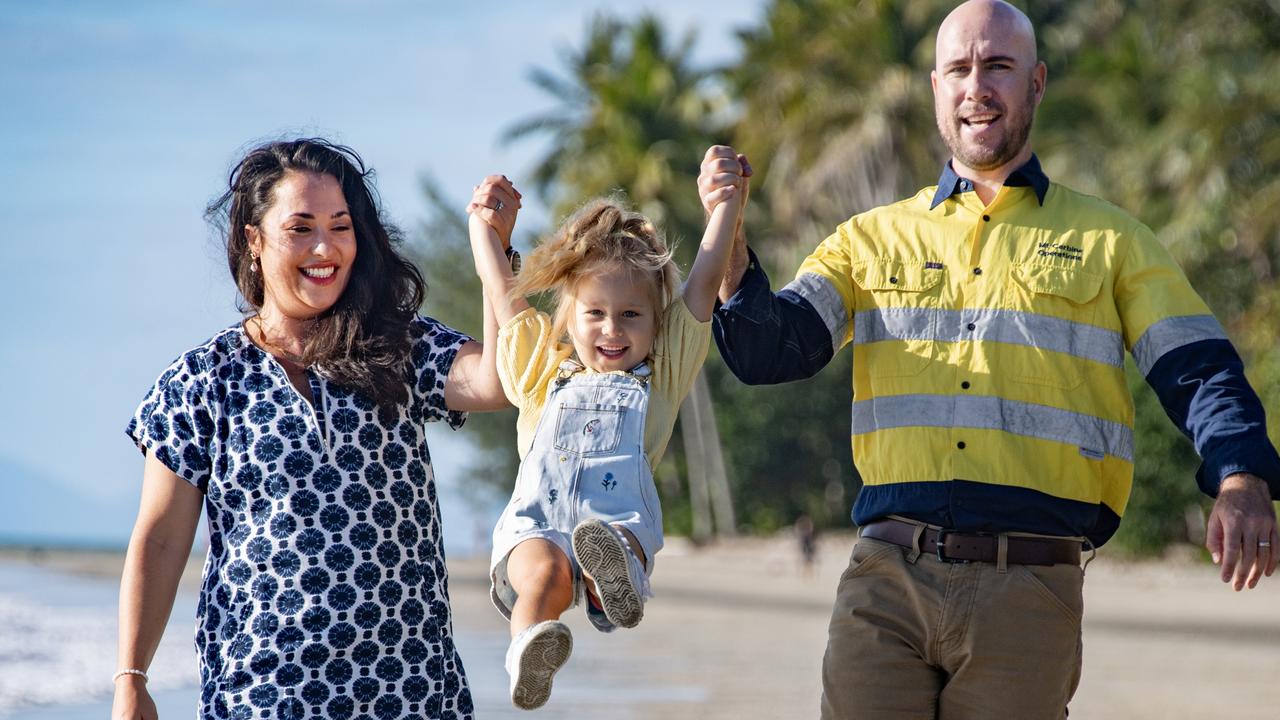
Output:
top-left (861, 518), bottom-right (1081, 566)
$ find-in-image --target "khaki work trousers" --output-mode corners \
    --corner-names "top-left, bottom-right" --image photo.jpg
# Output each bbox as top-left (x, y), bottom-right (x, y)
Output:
top-left (820, 536), bottom-right (1084, 719)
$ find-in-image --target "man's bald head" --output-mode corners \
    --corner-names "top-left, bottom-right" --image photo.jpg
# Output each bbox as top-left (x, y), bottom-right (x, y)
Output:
top-left (931, 0), bottom-right (1045, 175)
top-left (936, 0), bottom-right (1038, 72)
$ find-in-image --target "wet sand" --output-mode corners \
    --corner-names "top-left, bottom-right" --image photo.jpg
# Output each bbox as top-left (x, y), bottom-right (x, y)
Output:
top-left (3, 536), bottom-right (1279, 719)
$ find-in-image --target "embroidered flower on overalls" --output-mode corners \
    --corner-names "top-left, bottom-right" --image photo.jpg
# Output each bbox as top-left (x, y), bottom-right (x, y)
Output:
top-left (584, 418), bottom-right (600, 435)
top-left (602, 472), bottom-right (616, 491)
top-left (548, 488), bottom-right (558, 504)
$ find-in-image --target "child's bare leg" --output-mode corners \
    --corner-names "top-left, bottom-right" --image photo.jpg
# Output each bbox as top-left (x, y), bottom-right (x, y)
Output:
top-left (506, 538), bottom-right (574, 637)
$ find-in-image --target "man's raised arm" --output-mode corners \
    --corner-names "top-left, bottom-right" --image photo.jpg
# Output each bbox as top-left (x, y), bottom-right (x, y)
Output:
top-left (698, 145), bottom-right (846, 385)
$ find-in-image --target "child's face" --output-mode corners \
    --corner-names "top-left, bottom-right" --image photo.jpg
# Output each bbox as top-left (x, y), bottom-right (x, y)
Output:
top-left (566, 266), bottom-right (658, 373)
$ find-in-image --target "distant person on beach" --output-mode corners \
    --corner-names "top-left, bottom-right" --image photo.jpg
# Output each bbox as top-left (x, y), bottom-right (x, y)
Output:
top-left (795, 514), bottom-right (817, 578)
top-left (465, 174), bottom-right (743, 709)
top-left (700, 0), bottom-right (1280, 717)
top-left (113, 139), bottom-right (509, 720)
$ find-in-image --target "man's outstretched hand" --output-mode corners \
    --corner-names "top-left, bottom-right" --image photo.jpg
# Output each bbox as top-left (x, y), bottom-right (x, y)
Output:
top-left (1206, 472), bottom-right (1278, 590)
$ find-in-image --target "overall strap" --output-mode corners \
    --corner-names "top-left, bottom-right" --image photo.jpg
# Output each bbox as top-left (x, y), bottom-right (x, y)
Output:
top-left (553, 359), bottom-right (652, 388)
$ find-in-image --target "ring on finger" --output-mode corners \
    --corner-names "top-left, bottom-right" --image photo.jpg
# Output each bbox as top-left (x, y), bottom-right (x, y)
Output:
top-left (1260, 541), bottom-right (1272, 548)
top-left (495, 200), bottom-right (505, 211)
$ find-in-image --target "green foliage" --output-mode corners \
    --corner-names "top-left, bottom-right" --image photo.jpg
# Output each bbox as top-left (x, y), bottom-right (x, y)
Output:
top-left (705, 350), bottom-right (859, 532)
top-left (507, 12), bottom-right (723, 252)
top-left (729, 0), bottom-right (951, 272)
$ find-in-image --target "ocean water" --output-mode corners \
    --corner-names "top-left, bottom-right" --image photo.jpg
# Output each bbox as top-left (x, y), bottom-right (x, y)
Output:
top-left (0, 559), bottom-right (706, 719)
top-left (0, 561), bottom-right (199, 718)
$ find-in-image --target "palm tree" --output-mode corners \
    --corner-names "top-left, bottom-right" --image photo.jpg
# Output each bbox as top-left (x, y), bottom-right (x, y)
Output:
top-left (729, 0), bottom-right (951, 271)
top-left (506, 14), bottom-right (719, 240)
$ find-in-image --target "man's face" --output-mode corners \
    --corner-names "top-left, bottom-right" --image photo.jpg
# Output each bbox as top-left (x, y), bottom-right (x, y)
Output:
top-left (931, 4), bottom-right (1045, 173)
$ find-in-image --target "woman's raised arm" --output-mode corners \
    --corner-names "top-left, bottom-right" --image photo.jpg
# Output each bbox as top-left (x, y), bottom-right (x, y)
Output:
top-left (443, 175), bottom-right (530, 412)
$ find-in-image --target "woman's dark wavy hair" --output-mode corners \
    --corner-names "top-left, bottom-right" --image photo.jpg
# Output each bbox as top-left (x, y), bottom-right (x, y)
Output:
top-left (206, 138), bottom-right (426, 408)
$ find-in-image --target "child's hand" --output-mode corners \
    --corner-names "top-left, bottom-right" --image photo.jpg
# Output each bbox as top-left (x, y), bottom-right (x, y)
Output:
top-left (698, 147), bottom-right (751, 253)
top-left (698, 146), bottom-right (752, 215)
top-left (466, 175), bottom-right (523, 248)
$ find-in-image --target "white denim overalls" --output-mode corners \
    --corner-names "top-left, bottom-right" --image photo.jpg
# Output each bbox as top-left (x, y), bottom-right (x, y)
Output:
top-left (490, 360), bottom-right (663, 618)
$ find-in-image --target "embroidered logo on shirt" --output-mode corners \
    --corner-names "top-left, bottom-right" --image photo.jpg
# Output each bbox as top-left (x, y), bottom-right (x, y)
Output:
top-left (925, 261), bottom-right (944, 270)
top-left (602, 472), bottom-right (617, 491)
top-left (1038, 243), bottom-right (1084, 262)
top-left (1079, 447), bottom-right (1105, 460)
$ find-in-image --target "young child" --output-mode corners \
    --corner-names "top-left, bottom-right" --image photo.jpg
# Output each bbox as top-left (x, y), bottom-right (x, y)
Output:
top-left (466, 172), bottom-right (745, 710)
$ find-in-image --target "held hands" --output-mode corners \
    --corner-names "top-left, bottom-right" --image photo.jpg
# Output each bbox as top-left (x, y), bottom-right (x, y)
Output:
top-left (698, 145), bottom-right (752, 235)
top-left (465, 174), bottom-right (531, 327)
top-left (466, 175), bottom-right (522, 248)
top-left (683, 148), bottom-right (751, 322)
top-left (698, 146), bottom-right (753, 301)
top-left (1206, 473), bottom-right (1279, 590)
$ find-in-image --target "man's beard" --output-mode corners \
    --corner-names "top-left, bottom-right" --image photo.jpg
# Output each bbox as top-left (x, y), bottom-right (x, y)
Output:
top-left (938, 80), bottom-right (1036, 171)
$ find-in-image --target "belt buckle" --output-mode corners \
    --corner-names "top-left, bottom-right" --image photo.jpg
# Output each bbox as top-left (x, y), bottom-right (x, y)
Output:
top-left (934, 529), bottom-right (970, 564)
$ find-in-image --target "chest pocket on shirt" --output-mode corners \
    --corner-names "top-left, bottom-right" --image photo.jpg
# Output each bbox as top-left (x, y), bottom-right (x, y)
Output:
top-left (554, 404), bottom-right (625, 455)
top-left (855, 259), bottom-right (946, 378)
top-left (1002, 264), bottom-right (1105, 389)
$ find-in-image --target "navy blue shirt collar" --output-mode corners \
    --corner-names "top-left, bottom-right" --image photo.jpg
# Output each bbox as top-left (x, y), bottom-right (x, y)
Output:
top-left (929, 154), bottom-right (1049, 210)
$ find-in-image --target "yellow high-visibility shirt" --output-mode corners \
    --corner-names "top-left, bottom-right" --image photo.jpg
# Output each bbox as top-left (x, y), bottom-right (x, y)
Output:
top-left (712, 157), bottom-right (1280, 545)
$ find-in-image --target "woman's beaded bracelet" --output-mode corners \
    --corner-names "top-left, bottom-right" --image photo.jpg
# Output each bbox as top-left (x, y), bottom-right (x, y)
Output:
top-left (113, 668), bottom-right (149, 683)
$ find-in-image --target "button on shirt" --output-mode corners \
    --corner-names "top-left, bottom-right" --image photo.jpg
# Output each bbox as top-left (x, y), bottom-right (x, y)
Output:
top-left (713, 156), bottom-right (1280, 546)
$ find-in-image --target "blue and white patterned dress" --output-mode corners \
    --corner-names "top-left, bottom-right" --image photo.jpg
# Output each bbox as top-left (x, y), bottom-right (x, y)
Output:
top-left (127, 316), bottom-right (474, 720)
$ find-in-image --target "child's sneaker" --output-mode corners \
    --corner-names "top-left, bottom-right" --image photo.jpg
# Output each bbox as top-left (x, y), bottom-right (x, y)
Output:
top-left (572, 518), bottom-right (648, 629)
top-left (505, 620), bottom-right (573, 710)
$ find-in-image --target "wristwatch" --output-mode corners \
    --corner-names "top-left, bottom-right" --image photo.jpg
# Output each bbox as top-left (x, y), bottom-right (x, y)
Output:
top-left (505, 246), bottom-right (522, 275)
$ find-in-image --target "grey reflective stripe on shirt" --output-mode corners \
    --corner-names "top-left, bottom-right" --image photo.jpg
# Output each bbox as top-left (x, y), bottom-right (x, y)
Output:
top-left (851, 393), bottom-right (1134, 462)
top-left (781, 272), bottom-right (849, 355)
top-left (852, 307), bottom-right (936, 343)
top-left (1131, 314), bottom-right (1228, 376)
top-left (852, 307), bottom-right (1125, 368)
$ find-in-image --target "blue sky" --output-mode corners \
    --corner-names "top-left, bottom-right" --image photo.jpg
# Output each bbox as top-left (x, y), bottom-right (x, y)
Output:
top-left (0, 0), bottom-right (765, 551)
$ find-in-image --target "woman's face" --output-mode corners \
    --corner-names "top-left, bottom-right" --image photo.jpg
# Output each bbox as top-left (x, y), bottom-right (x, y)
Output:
top-left (247, 171), bottom-right (357, 323)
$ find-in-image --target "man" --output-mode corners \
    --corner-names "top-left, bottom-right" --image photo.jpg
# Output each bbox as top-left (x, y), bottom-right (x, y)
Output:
top-left (702, 1), bottom-right (1280, 717)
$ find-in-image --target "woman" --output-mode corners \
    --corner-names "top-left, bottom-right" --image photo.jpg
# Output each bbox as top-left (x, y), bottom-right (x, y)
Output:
top-left (112, 139), bottom-right (512, 719)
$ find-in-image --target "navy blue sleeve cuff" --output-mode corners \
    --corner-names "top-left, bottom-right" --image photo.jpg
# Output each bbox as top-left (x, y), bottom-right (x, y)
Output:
top-left (1197, 440), bottom-right (1280, 499)
top-left (716, 247), bottom-right (775, 325)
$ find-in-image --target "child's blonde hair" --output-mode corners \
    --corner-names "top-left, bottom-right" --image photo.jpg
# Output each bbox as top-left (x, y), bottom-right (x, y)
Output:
top-left (512, 197), bottom-right (682, 346)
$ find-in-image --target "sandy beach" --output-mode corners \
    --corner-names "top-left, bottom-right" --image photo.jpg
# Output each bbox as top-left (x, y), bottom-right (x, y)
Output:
top-left (2, 535), bottom-right (1279, 719)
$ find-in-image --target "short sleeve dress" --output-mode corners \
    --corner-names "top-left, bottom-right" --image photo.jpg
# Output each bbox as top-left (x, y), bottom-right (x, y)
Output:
top-left (127, 316), bottom-right (475, 720)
